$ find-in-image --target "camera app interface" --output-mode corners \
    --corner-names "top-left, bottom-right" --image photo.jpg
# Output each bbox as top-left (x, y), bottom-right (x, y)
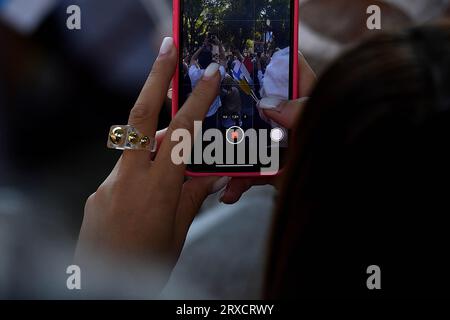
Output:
top-left (180, 0), bottom-right (292, 172)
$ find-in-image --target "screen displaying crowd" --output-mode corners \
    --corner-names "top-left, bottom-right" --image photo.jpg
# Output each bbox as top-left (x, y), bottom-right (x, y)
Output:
top-left (181, 0), bottom-right (292, 131)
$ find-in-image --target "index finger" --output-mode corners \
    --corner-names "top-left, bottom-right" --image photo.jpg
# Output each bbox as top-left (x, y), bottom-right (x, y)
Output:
top-left (122, 37), bottom-right (177, 168)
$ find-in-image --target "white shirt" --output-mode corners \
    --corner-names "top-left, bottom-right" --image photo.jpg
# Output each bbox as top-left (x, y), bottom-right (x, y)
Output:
top-left (189, 64), bottom-right (226, 117)
top-left (259, 47), bottom-right (290, 100)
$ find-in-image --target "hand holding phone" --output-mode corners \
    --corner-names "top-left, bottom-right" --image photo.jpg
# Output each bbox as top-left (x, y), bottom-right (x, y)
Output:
top-left (219, 52), bottom-right (317, 203)
top-left (78, 38), bottom-right (228, 291)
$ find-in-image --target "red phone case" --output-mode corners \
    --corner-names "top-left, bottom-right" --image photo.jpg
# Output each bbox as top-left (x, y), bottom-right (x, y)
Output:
top-left (172, 0), bottom-right (299, 177)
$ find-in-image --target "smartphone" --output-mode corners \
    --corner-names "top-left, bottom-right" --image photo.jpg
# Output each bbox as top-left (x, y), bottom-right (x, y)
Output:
top-left (172, 0), bottom-right (299, 176)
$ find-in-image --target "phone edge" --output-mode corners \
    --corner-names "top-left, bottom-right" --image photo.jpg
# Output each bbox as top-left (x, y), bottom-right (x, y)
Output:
top-left (172, 0), bottom-right (299, 178)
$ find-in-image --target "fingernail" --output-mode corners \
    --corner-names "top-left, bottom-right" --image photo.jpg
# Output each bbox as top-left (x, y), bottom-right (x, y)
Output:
top-left (258, 97), bottom-right (284, 110)
top-left (159, 37), bottom-right (173, 56)
top-left (298, 97), bottom-right (310, 104)
top-left (203, 63), bottom-right (220, 80)
top-left (210, 177), bottom-right (231, 195)
top-left (218, 188), bottom-right (226, 203)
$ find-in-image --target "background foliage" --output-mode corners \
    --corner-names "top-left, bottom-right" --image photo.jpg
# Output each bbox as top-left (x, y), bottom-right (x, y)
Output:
top-left (183, 0), bottom-right (291, 53)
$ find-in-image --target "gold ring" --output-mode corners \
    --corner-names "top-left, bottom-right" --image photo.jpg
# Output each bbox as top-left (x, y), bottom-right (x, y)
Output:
top-left (107, 125), bottom-right (157, 152)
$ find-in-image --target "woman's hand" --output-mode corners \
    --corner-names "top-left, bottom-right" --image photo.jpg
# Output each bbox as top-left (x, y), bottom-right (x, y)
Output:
top-left (220, 53), bottom-right (317, 204)
top-left (76, 38), bottom-right (229, 291)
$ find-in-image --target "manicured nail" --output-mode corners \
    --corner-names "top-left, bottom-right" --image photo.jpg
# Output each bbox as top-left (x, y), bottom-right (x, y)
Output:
top-left (159, 37), bottom-right (173, 56)
top-left (210, 177), bottom-right (231, 195)
top-left (258, 97), bottom-right (284, 110)
top-left (218, 188), bottom-right (226, 203)
top-left (203, 63), bottom-right (220, 79)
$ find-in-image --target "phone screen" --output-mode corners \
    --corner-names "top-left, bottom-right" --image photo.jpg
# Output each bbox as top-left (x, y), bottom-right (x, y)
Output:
top-left (177, 0), bottom-right (295, 175)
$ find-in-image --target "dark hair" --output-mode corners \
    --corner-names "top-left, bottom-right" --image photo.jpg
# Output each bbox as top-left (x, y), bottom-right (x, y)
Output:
top-left (266, 21), bottom-right (450, 299)
top-left (198, 50), bottom-right (213, 69)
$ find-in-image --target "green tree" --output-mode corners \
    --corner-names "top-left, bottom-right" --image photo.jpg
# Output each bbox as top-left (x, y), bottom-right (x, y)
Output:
top-left (183, 0), bottom-right (291, 53)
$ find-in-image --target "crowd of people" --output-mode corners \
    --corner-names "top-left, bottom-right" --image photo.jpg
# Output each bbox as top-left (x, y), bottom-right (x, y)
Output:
top-left (181, 34), bottom-right (288, 130)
